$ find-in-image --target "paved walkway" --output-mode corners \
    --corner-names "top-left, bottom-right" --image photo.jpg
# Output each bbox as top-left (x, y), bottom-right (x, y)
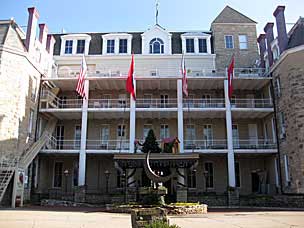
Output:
top-left (0, 208), bottom-right (304, 228)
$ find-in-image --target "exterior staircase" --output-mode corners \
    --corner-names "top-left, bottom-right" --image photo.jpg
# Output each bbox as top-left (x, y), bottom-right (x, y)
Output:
top-left (19, 118), bottom-right (57, 169)
top-left (0, 118), bottom-right (57, 204)
top-left (0, 157), bottom-right (18, 203)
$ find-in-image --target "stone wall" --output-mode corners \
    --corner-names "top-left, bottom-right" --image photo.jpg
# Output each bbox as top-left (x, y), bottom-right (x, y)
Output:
top-left (240, 195), bottom-right (304, 208)
top-left (272, 50), bottom-right (304, 194)
top-left (211, 23), bottom-right (258, 71)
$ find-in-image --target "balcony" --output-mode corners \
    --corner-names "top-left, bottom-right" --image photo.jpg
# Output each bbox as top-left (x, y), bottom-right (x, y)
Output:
top-left (233, 139), bottom-right (277, 150)
top-left (40, 91), bottom-right (82, 110)
top-left (183, 98), bottom-right (225, 109)
top-left (136, 98), bottom-right (177, 109)
top-left (231, 98), bottom-right (273, 119)
top-left (51, 66), bottom-right (268, 79)
top-left (88, 99), bottom-right (130, 109)
top-left (41, 136), bottom-right (130, 153)
top-left (184, 140), bottom-right (227, 152)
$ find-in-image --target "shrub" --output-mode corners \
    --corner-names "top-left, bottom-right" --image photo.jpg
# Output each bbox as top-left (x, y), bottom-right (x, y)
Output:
top-left (144, 220), bottom-right (181, 228)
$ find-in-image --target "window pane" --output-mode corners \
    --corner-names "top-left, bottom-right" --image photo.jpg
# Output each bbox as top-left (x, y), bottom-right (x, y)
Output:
top-left (65, 40), bottom-right (73, 54)
top-left (186, 39), bottom-right (195, 53)
top-left (149, 38), bottom-right (164, 54)
top-left (205, 162), bottom-right (214, 188)
top-left (107, 40), bottom-right (115, 53)
top-left (119, 39), bottom-right (128, 53)
top-left (76, 40), bottom-right (85, 54)
top-left (239, 35), bottom-right (248, 49)
top-left (199, 39), bottom-right (207, 53)
top-left (225, 36), bottom-right (234, 49)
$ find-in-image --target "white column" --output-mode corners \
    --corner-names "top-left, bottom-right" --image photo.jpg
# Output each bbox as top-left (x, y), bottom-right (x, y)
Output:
top-left (224, 80), bottom-right (236, 187)
top-left (78, 80), bottom-right (89, 186)
top-left (177, 79), bottom-right (184, 153)
top-left (129, 80), bottom-right (136, 153)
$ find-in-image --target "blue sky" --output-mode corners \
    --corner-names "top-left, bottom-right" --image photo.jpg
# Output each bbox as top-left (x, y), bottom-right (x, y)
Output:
top-left (1, 0), bottom-right (303, 35)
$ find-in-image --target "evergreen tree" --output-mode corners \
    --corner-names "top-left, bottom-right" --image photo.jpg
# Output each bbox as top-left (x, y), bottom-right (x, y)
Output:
top-left (141, 129), bottom-right (161, 153)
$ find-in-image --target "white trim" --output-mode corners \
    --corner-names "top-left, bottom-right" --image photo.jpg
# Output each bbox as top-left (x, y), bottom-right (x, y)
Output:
top-left (270, 44), bottom-right (304, 73)
top-left (102, 33), bottom-right (133, 55)
top-left (224, 35), bottom-right (234, 49)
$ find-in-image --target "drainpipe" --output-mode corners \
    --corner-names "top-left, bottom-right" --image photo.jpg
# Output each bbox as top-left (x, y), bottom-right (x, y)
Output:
top-left (269, 76), bottom-right (284, 194)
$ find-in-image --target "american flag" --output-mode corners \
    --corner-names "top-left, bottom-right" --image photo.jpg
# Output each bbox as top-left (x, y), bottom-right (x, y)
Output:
top-left (76, 55), bottom-right (87, 99)
top-left (181, 52), bottom-right (188, 97)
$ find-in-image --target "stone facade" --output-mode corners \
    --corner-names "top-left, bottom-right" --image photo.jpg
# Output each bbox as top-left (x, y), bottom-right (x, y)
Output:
top-left (272, 50), bottom-right (304, 194)
top-left (211, 6), bottom-right (259, 70)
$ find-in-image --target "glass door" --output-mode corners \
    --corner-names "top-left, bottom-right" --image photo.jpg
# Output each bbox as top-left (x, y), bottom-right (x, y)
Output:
top-left (203, 124), bottom-right (213, 148)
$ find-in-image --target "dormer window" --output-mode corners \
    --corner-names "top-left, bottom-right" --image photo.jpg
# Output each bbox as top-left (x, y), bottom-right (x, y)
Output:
top-left (76, 40), bottom-right (85, 54)
top-left (149, 38), bottom-right (164, 54)
top-left (65, 40), bottom-right (73, 54)
top-left (107, 40), bottom-right (115, 53)
top-left (186, 39), bottom-right (195, 53)
top-left (60, 34), bottom-right (91, 55)
top-left (199, 39), bottom-right (207, 53)
top-left (119, 39), bottom-right (128, 53)
top-left (102, 33), bottom-right (132, 55)
top-left (181, 32), bottom-right (212, 54)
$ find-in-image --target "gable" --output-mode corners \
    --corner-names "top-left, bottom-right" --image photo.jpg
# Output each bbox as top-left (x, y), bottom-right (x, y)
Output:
top-left (212, 6), bottom-right (256, 24)
top-left (0, 23), bottom-right (9, 45)
top-left (3, 23), bottom-right (26, 51)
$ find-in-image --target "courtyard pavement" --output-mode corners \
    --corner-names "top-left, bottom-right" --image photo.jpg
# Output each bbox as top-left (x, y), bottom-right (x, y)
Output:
top-left (0, 207), bottom-right (304, 228)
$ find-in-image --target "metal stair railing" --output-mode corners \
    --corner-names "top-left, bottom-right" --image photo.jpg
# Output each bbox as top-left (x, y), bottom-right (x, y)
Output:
top-left (0, 156), bottom-right (18, 203)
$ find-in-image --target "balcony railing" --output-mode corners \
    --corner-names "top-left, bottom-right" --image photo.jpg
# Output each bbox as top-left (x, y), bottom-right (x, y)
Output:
top-left (53, 67), bottom-right (268, 79)
top-left (183, 99), bottom-right (225, 108)
top-left (86, 140), bottom-right (129, 151)
top-left (40, 91), bottom-right (82, 109)
top-left (233, 68), bottom-right (267, 78)
top-left (233, 139), bottom-right (277, 150)
top-left (231, 98), bottom-right (273, 109)
top-left (184, 140), bottom-right (227, 150)
top-left (136, 99), bottom-right (178, 108)
top-left (88, 99), bottom-right (130, 109)
top-left (46, 136), bottom-right (80, 150)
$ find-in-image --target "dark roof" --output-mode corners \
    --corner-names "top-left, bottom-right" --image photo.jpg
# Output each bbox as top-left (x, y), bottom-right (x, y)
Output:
top-left (287, 17), bottom-right (304, 49)
top-left (212, 6), bottom-right (257, 24)
top-left (0, 22), bottom-right (10, 45)
top-left (52, 31), bottom-right (213, 55)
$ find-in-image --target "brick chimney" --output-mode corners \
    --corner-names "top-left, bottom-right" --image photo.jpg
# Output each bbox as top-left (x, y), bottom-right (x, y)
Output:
top-left (25, 7), bottom-right (40, 53)
top-left (257, 34), bottom-right (266, 68)
top-left (38, 23), bottom-right (48, 49)
top-left (264, 23), bottom-right (275, 67)
top-left (46, 34), bottom-right (56, 56)
top-left (273, 5), bottom-right (288, 54)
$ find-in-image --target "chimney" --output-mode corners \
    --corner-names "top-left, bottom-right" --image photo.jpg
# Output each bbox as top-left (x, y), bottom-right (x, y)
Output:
top-left (46, 34), bottom-right (56, 56)
top-left (39, 23), bottom-right (48, 49)
top-left (25, 7), bottom-right (40, 53)
top-left (257, 34), bottom-right (266, 68)
top-left (273, 5), bottom-right (288, 53)
top-left (264, 23), bottom-right (275, 66)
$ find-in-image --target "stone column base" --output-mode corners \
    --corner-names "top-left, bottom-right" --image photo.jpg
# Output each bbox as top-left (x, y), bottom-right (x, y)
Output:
top-left (228, 188), bottom-right (239, 206)
top-left (74, 185), bottom-right (86, 203)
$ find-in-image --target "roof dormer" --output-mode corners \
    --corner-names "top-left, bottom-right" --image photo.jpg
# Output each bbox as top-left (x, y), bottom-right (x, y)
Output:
top-left (181, 32), bottom-right (212, 54)
top-left (60, 34), bottom-right (91, 56)
top-left (141, 25), bottom-right (172, 55)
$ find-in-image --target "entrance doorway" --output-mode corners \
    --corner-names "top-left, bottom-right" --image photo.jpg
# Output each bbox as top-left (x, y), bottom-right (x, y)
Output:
top-left (251, 172), bottom-right (260, 193)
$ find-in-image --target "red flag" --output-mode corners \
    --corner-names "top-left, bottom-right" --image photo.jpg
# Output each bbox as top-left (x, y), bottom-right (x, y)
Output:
top-left (181, 52), bottom-right (188, 97)
top-left (227, 55), bottom-right (235, 99)
top-left (126, 53), bottom-right (136, 100)
top-left (76, 55), bottom-right (87, 99)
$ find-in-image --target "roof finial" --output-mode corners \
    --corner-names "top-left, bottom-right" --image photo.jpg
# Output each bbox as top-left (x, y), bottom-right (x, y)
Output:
top-left (155, 0), bottom-right (160, 25)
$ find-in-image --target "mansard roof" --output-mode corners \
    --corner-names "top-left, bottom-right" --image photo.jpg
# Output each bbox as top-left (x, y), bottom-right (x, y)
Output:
top-left (287, 17), bottom-right (304, 49)
top-left (52, 30), bottom-right (212, 56)
top-left (212, 6), bottom-right (257, 24)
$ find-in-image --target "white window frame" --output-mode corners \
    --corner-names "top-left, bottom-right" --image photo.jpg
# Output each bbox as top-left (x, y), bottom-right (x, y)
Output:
top-left (203, 124), bottom-right (213, 147)
top-left (149, 37), bottom-right (165, 54)
top-left (198, 38), bottom-right (208, 53)
top-left (100, 124), bottom-right (110, 148)
top-left (106, 39), bottom-right (115, 54)
top-left (181, 32), bottom-right (212, 54)
top-left (225, 35), bottom-right (234, 49)
top-left (185, 38), bottom-right (195, 53)
top-left (160, 124), bottom-right (169, 139)
top-left (60, 34), bottom-right (91, 56)
top-left (238, 35), bottom-right (248, 50)
top-left (102, 33), bottom-right (132, 55)
top-left (119, 38), bottom-right (128, 54)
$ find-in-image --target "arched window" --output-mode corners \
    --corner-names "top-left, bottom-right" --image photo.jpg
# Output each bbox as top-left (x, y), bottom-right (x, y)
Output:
top-left (149, 38), bottom-right (164, 54)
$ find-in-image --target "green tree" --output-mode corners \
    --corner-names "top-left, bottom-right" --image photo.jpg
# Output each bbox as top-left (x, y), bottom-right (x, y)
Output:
top-left (141, 129), bottom-right (161, 153)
